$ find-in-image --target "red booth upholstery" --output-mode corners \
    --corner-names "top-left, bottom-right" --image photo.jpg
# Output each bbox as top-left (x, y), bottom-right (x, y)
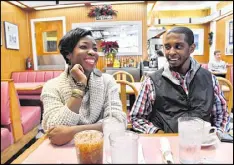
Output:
top-left (11, 70), bottom-right (62, 100)
top-left (1, 80), bottom-right (41, 164)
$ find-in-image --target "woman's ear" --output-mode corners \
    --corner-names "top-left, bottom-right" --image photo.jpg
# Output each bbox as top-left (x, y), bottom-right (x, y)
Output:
top-left (66, 53), bottom-right (72, 65)
top-left (189, 43), bottom-right (196, 54)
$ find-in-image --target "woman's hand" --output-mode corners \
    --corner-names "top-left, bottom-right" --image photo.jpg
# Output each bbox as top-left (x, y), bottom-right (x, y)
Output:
top-left (47, 125), bottom-right (75, 146)
top-left (70, 64), bottom-right (87, 86)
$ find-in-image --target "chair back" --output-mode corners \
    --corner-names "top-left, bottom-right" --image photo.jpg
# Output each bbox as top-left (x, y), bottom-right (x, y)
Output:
top-left (113, 71), bottom-right (135, 82)
top-left (216, 77), bottom-right (233, 114)
top-left (116, 80), bottom-right (138, 129)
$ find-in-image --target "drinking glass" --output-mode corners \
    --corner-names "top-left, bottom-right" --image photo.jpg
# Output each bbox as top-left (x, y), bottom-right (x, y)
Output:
top-left (109, 130), bottom-right (139, 163)
top-left (74, 130), bottom-right (103, 164)
top-left (178, 117), bottom-right (204, 164)
top-left (102, 118), bottom-right (126, 163)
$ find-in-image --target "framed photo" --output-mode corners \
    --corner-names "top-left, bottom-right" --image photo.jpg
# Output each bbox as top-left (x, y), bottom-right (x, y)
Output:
top-left (225, 19), bottom-right (233, 55)
top-left (191, 29), bottom-right (204, 56)
top-left (4, 21), bottom-right (19, 50)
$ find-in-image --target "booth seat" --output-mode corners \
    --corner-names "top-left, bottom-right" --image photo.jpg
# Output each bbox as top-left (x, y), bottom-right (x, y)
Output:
top-left (1, 80), bottom-right (41, 164)
top-left (11, 70), bottom-right (63, 100)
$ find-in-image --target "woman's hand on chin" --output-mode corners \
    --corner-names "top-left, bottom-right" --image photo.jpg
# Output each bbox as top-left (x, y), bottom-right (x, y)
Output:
top-left (47, 125), bottom-right (75, 146)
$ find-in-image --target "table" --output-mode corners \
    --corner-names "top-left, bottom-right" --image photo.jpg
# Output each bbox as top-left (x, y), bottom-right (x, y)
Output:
top-left (117, 82), bottom-right (142, 94)
top-left (211, 71), bottom-right (227, 78)
top-left (14, 82), bottom-right (44, 91)
top-left (12, 133), bottom-right (233, 164)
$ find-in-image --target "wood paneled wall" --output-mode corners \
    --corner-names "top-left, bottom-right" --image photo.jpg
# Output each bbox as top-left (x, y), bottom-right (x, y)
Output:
top-left (151, 9), bottom-right (210, 63)
top-left (216, 2), bottom-right (233, 83)
top-left (216, 15), bottom-right (233, 64)
top-left (27, 3), bottom-right (147, 70)
top-left (1, 2), bottom-right (31, 79)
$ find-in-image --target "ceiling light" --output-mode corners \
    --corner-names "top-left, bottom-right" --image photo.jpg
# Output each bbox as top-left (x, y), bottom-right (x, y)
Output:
top-left (35, 4), bottom-right (84, 10)
top-left (8, 1), bottom-right (27, 8)
top-left (91, 1), bottom-right (144, 5)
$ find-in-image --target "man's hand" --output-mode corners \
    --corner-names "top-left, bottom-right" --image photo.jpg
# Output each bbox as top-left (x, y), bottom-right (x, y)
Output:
top-left (157, 130), bottom-right (164, 134)
top-left (47, 125), bottom-right (75, 146)
top-left (70, 64), bottom-right (87, 86)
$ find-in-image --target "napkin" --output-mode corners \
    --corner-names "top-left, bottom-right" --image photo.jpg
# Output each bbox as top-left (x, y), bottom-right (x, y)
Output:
top-left (138, 143), bottom-right (146, 164)
top-left (160, 137), bottom-right (174, 164)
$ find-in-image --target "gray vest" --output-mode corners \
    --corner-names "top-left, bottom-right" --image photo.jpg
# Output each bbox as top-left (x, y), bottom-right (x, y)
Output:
top-left (148, 67), bottom-right (214, 133)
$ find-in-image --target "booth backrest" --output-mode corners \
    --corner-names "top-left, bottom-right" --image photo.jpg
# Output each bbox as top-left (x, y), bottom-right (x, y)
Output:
top-left (1, 82), bottom-right (11, 126)
top-left (201, 63), bottom-right (208, 70)
top-left (11, 70), bottom-right (63, 83)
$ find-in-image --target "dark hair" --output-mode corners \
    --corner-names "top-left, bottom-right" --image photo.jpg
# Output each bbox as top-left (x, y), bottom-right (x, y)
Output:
top-left (214, 50), bottom-right (221, 55)
top-left (58, 28), bottom-right (92, 64)
top-left (167, 27), bottom-right (194, 46)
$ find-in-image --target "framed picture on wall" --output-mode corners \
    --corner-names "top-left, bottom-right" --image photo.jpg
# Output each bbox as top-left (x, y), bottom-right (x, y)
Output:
top-left (225, 19), bottom-right (233, 55)
top-left (4, 21), bottom-right (19, 50)
top-left (191, 29), bottom-right (204, 56)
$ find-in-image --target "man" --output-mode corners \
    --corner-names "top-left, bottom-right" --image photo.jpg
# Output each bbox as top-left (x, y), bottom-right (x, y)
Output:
top-left (208, 50), bottom-right (227, 73)
top-left (208, 50), bottom-right (233, 78)
top-left (130, 27), bottom-right (229, 134)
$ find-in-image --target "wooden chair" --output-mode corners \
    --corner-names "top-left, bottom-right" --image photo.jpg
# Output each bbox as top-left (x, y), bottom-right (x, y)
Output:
top-left (140, 73), bottom-right (148, 82)
top-left (113, 71), bottom-right (135, 82)
top-left (116, 80), bottom-right (139, 129)
top-left (216, 77), bottom-right (233, 114)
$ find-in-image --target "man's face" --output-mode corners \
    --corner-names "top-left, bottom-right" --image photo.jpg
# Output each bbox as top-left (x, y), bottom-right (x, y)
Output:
top-left (214, 52), bottom-right (221, 61)
top-left (163, 32), bottom-right (195, 69)
top-left (66, 35), bottom-right (99, 73)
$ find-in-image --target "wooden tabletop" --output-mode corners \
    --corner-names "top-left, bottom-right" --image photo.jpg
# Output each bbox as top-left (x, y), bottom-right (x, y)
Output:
top-left (14, 82), bottom-right (44, 91)
top-left (11, 132), bottom-right (233, 164)
top-left (211, 71), bottom-right (227, 75)
top-left (11, 133), bottom-right (176, 164)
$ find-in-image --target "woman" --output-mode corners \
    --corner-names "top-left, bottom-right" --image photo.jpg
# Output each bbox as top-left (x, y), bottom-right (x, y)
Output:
top-left (41, 28), bottom-right (126, 145)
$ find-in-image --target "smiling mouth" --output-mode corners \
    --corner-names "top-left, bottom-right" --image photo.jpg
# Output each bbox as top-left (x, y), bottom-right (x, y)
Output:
top-left (169, 58), bottom-right (179, 61)
top-left (84, 59), bottom-right (95, 65)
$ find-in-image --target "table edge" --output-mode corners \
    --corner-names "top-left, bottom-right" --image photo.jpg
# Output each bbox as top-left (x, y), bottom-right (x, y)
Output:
top-left (11, 134), bottom-right (48, 164)
top-left (11, 133), bottom-right (178, 164)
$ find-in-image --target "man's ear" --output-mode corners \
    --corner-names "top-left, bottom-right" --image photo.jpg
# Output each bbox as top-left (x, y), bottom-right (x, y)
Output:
top-left (189, 43), bottom-right (196, 54)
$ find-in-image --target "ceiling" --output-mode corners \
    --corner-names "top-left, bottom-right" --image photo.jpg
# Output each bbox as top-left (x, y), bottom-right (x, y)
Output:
top-left (9, 1), bottom-right (145, 10)
top-left (151, 1), bottom-right (220, 11)
top-left (9, 1), bottom-right (221, 11)
top-left (18, 1), bottom-right (97, 7)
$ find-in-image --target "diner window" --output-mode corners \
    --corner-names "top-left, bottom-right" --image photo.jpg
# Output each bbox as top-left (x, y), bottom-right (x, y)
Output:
top-left (43, 31), bottom-right (57, 52)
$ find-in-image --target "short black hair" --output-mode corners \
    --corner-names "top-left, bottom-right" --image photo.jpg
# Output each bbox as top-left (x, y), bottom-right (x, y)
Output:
top-left (58, 28), bottom-right (92, 64)
top-left (214, 50), bottom-right (221, 55)
top-left (167, 27), bottom-right (194, 46)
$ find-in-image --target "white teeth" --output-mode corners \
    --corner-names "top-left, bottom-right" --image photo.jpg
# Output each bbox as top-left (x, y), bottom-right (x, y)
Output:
top-left (85, 59), bottom-right (95, 64)
top-left (170, 59), bottom-right (178, 61)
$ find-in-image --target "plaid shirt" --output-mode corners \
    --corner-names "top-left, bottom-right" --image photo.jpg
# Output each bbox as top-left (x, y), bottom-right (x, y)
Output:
top-left (130, 69), bottom-right (230, 134)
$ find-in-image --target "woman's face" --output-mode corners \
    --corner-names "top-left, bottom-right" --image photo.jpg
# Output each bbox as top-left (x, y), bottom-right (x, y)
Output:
top-left (67, 35), bottom-right (99, 73)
